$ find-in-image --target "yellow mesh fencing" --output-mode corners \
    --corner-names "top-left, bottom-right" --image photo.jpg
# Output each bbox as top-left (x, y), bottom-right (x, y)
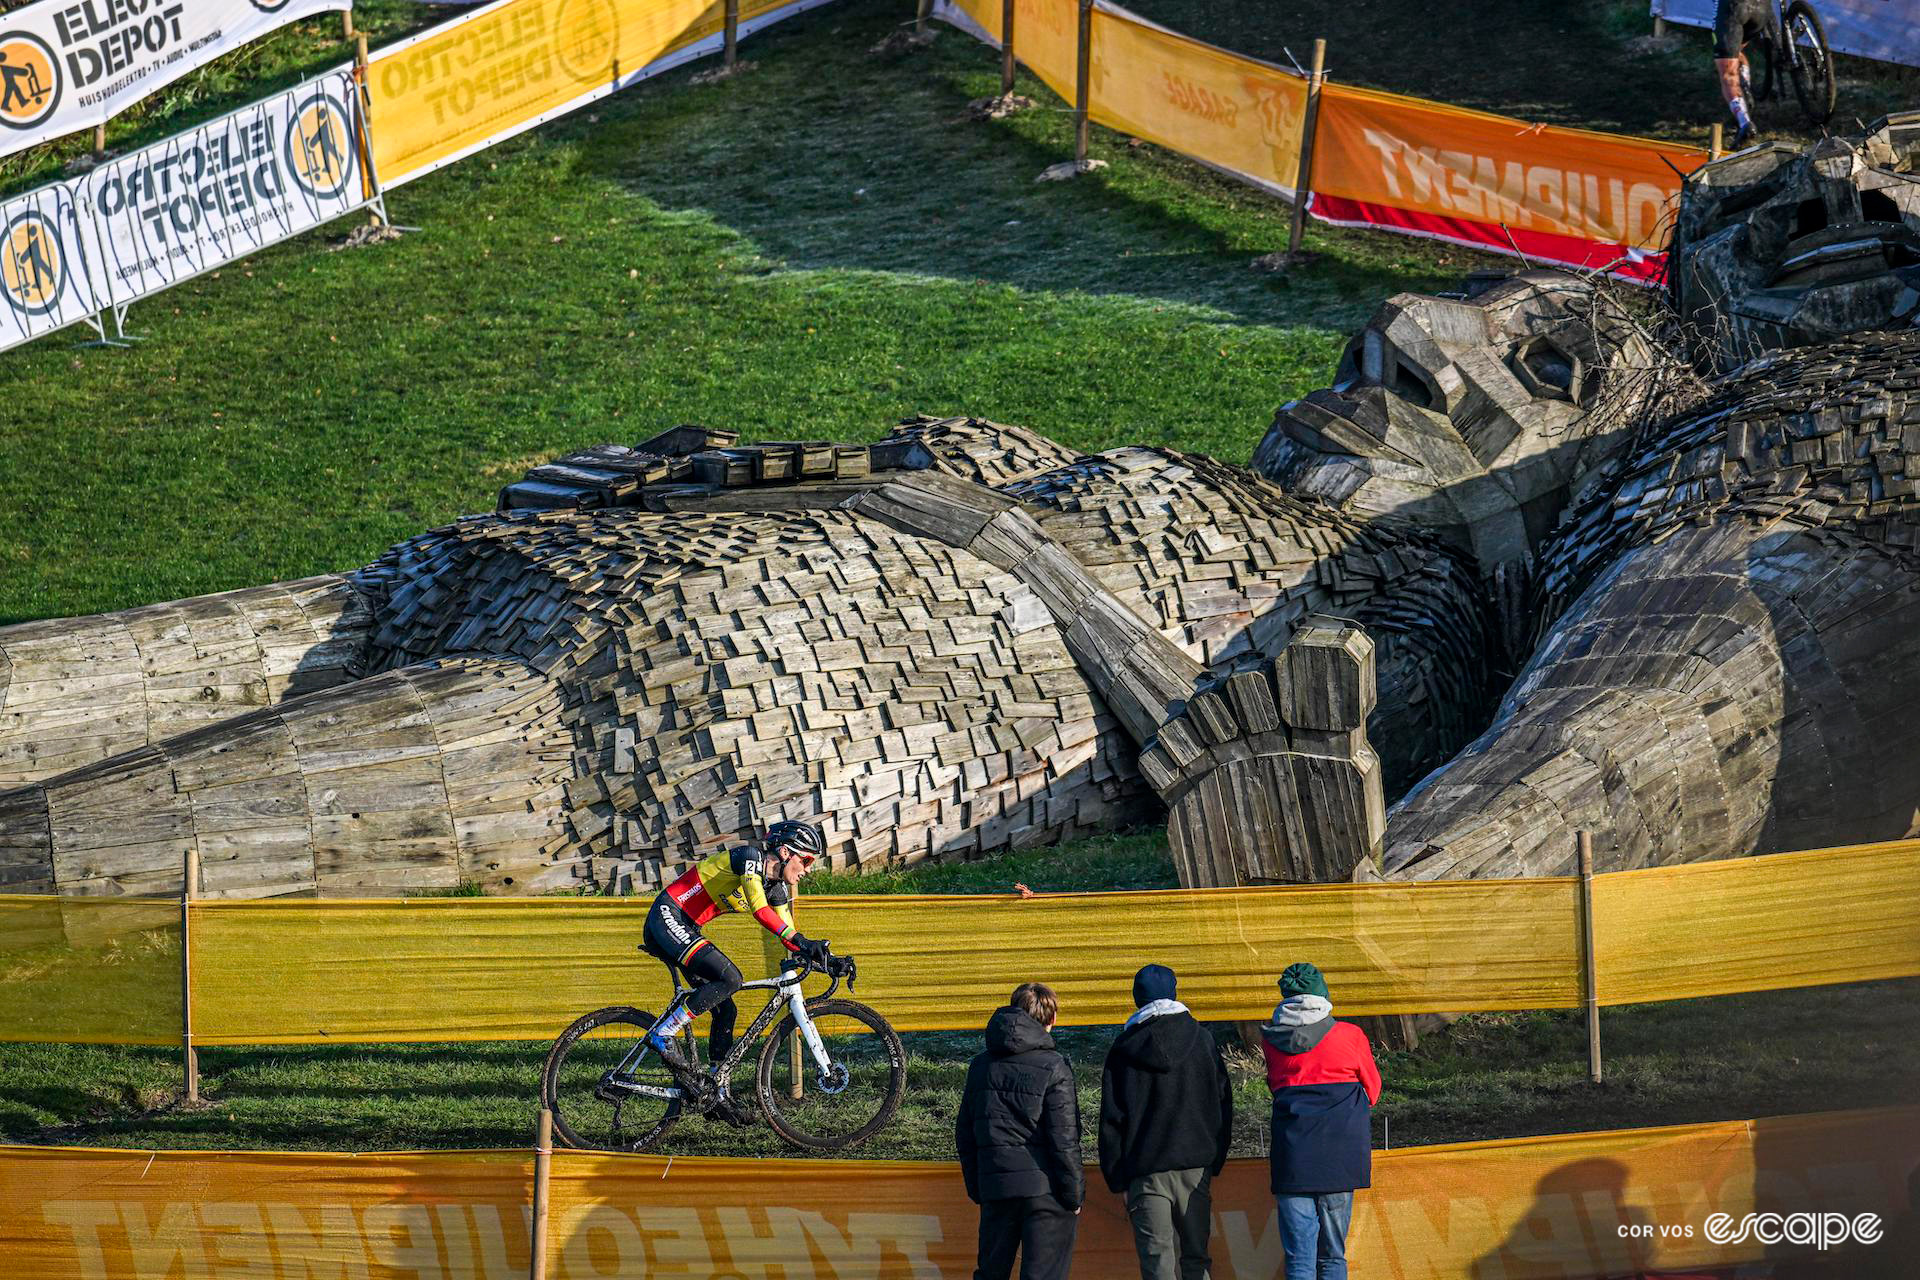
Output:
top-left (1, 1107), bottom-right (1913, 1279)
top-left (1594, 839), bottom-right (1920, 1006)
top-left (184, 879), bottom-right (1582, 1044)
top-left (0, 896), bottom-right (180, 1045)
top-left (3, 839), bottom-right (1917, 1045)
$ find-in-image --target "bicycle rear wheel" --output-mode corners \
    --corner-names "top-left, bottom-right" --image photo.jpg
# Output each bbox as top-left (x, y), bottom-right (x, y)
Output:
top-left (754, 997), bottom-right (906, 1151)
top-left (542, 1006), bottom-right (685, 1153)
top-left (1784, 1), bottom-right (1836, 125)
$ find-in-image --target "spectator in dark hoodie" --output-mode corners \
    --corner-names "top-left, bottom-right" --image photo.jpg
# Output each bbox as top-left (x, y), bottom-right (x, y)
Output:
top-left (1099, 963), bottom-right (1233, 1280)
top-left (957, 981), bottom-right (1085, 1280)
top-left (1261, 962), bottom-right (1380, 1280)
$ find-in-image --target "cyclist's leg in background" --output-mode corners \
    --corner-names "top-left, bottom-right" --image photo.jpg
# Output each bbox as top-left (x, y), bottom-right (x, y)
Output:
top-left (1713, 2), bottom-right (1756, 136)
top-left (679, 941), bottom-right (744, 1060)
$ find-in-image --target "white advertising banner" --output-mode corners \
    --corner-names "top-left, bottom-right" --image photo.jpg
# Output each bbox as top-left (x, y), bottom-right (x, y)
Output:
top-left (0, 0), bottom-right (350, 159)
top-left (1652, 0), bottom-right (1920, 70)
top-left (0, 69), bottom-right (374, 352)
top-left (75, 68), bottom-right (369, 307)
top-left (0, 179), bottom-right (99, 350)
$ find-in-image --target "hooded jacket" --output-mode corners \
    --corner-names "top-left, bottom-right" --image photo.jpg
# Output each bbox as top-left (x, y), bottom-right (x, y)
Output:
top-left (1097, 1000), bottom-right (1232, 1192)
top-left (956, 1006), bottom-right (1085, 1207)
top-left (1260, 997), bottom-right (1381, 1196)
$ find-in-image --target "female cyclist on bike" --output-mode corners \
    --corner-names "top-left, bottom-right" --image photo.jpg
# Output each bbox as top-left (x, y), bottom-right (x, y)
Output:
top-left (639, 819), bottom-right (831, 1069)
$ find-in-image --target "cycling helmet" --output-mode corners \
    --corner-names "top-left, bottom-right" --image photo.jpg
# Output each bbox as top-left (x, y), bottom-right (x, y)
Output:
top-left (764, 820), bottom-right (826, 862)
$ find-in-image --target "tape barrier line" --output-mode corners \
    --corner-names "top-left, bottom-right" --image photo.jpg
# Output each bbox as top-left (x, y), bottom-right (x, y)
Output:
top-left (3, 837), bottom-right (1917, 1046)
top-left (933, 0), bottom-right (1708, 280)
top-left (0, 1106), bottom-right (1914, 1278)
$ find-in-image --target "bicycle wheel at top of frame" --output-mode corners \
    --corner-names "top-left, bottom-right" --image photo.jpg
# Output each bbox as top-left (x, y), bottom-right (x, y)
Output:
top-left (755, 997), bottom-right (906, 1152)
top-left (542, 1006), bottom-right (685, 1154)
top-left (1784, 1), bottom-right (1836, 125)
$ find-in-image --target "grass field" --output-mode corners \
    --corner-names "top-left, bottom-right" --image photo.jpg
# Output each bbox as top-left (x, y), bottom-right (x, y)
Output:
top-left (4, 0), bottom-right (1919, 1159)
top-left (0, 0), bottom-right (1483, 626)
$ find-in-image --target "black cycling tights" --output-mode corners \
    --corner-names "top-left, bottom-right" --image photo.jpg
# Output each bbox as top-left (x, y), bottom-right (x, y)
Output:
top-left (678, 941), bottom-right (744, 1061)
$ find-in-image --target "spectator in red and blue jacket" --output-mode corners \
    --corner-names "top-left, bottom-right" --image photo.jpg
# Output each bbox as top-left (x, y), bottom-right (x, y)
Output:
top-left (1260, 962), bottom-right (1381, 1280)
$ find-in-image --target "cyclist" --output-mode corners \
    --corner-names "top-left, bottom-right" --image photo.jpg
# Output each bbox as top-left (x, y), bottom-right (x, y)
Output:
top-left (640, 820), bottom-right (831, 1076)
top-left (1714, 0), bottom-right (1772, 148)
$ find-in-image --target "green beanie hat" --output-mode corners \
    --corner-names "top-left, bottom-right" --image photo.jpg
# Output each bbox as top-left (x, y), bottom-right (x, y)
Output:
top-left (1278, 962), bottom-right (1329, 999)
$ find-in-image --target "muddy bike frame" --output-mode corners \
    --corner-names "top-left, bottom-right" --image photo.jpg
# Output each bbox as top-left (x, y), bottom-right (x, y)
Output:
top-left (601, 954), bottom-right (855, 1107)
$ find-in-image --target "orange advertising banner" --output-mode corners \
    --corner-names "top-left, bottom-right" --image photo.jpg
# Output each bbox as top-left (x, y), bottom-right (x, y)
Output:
top-left (936, 0), bottom-right (1708, 280)
top-left (1, 1108), bottom-right (1914, 1278)
top-left (1088, 7), bottom-right (1306, 197)
top-left (1311, 83), bottom-right (1707, 280)
top-left (941, 0), bottom-right (1307, 194)
top-left (939, 0), bottom-right (1080, 104)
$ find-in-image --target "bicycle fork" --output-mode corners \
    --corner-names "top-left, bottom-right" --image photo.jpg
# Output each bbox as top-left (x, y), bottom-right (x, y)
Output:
top-left (788, 988), bottom-right (848, 1094)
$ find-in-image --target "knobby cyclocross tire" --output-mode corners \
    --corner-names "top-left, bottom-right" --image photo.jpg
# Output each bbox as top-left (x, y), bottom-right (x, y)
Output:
top-left (542, 1005), bottom-right (684, 1154)
top-left (754, 997), bottom-right (906, 1152)
top-left (1783, 1), bottom-right (1836, 125)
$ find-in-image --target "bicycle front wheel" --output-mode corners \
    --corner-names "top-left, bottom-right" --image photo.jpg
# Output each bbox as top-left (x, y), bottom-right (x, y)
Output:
top-left (542, 1006), bottom-right (684, 1154)
top-left (1784, 1), bottom-right (1836, 125)
top-left (755, 997), bottom-right (906, 1152)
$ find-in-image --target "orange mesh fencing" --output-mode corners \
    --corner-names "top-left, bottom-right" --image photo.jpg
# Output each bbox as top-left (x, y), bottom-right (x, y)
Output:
top-left (1, 1108), bottom-right (1914, 1278)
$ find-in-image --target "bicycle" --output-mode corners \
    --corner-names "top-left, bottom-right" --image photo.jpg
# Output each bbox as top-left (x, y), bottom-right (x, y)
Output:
top-left (541, 944), bottom-right (907, 1153)
top-left (1754, 0), bottom-right (1835, 127)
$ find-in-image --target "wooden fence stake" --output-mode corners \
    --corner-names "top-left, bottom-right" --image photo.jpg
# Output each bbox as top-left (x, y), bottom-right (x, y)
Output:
top-left (1653, 15), bottom-right (1667, 38)
top-left (343, 9), bottom-right (355, 39)
top-left (1073, 0), bottom-right (1093, 166)
top-left (1577, 831), bottom-right (1602, 1084)
top-left (1710, 122), bottom-right (1723, 160)
top-left (916, 0), bottom-right (933, 37)
top-left (724, 0), bottom-right (740, 68)
top-left (92, 122), bottom-right (106, 159)
top-left (999, 0), bottom-right (1016, 97)
top-left (1286, 38), bottom-right (1327, 257)
top-left (530, 1108), bottom-right (553, 1280)
top-left (181, 847), bottom-right (200, 1104)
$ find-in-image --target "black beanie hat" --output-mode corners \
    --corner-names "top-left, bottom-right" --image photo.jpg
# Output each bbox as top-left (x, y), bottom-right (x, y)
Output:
top-left (1132, 963), bottom-right (1177, 1007)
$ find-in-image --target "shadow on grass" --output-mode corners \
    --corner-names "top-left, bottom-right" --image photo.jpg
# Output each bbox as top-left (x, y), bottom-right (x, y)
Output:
top-left (572, 0), bottom-right (1473, 329)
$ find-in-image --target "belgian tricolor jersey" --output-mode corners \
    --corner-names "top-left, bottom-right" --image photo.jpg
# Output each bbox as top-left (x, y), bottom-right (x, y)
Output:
top-left (663, 846), bottom-right (798, 948)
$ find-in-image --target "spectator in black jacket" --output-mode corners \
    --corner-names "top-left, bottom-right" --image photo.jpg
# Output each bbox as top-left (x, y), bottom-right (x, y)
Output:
top-left (1099, 964), bottom-right (1232, 1280)
top-left (957, 982), bottom-right (1085, 1280)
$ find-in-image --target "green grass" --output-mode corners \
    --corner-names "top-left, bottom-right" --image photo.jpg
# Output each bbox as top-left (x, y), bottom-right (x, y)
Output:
top-left (6, 980), bottom-right (1915, 1157)
top-left (0, 0), bottom-right (1487, 626)
top-left (806, 831), bottom-right (1180, 894)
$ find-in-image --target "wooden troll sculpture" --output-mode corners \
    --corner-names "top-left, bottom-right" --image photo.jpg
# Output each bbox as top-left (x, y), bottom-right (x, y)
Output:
top-left (0, 417), bottom-right (1492, 899)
